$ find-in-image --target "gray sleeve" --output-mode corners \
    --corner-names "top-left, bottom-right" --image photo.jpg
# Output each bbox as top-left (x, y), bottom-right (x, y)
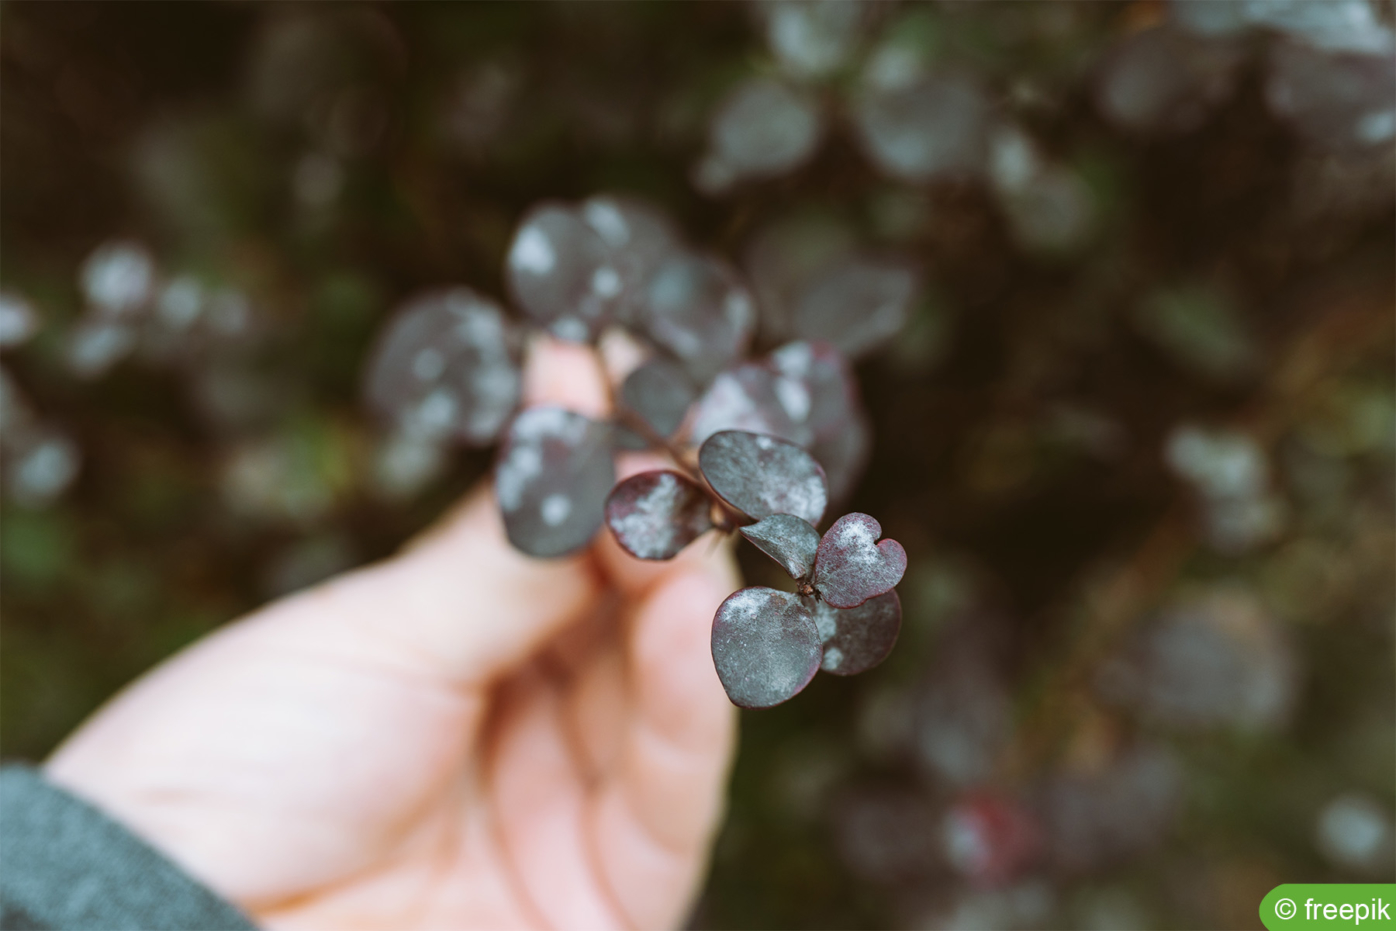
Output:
top-left (0, 765), bottom-right (258, 930)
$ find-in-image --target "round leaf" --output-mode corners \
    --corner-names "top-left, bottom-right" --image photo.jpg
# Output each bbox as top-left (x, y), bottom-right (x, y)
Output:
top-left (605, 469), bottom-right (714, 560)
top-left (506, 204), bottom-right (620, 342)
top-left (687, 361), bottom-right (805, 449)
top-left (813, 512), bottom-right (907, 609)
top-left (791, 258), bottom-right (918, 359)
top-left (696, 77), bottom-right (823, 191)
top-left (639, 253), bottom-right (755, 384)
top-left (364, 289), bottom-right (522, 445)
top-left (698, 430), bottom-right (827, 526)
top-left (850, 74), bottom-right (992, 183)
top-left (810, 589), bottom-right (901, 676)
top-left (739, 514), bottom-right (820, 580)
top-left (581, 194), bottom-right (679, 325)
top-left (495, 406), bottom-right (615, 558)
top-left (768, 340), bottom-right (871, 499)
top-left (711, 586), bottom-right (822, 709)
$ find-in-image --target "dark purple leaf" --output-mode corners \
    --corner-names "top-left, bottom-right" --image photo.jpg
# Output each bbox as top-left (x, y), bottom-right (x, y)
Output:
top-left (495, 406), bottom-right (615, 558)
top-left (711, 586), bottom-right (822, 708)
top-left (812, 512), bottom-right (907, 609)
top-left (640, 253), bottom-right (755, 384)
top-left (506, 204), bottom-right (620, 342)
top-left (696, 77), bottom-right (823, 191)
top-left (792, 258), bottom-right (918, 359)
top-left (767, 340), bottom-right (871, 499)
top-left (851, 74), bottom-right (993, 183)
top-left (615, 357), bottom-right (697, 451)
top-left (687, 361), bottom-right (805, 448)
top-left (766, 340), bottom-right (855, 436)
top-left (810, 589), bottom-right (901, 676)
top-left (581, 195), bottom-right (679, 325)
top-left (811, 409), bottom-right (871, 503)
top-left (739, 514), bottom-right (820, 580)
top-left (364, 289), bottom-right (522, 445)
top-left (743, 214), bottom-right (855, 343)
top-left (605, 469), bottom-right (714, 560)
top-left (698, 430), bottom-right (827, 526)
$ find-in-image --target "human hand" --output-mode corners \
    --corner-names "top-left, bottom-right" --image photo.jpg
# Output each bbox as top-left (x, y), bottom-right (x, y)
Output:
top-left (44, 340), bottom-right (740, 930)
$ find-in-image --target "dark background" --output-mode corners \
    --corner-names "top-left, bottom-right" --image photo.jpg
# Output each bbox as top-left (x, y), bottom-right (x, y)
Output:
top-left (2, 2), bottom-right (1392, 928)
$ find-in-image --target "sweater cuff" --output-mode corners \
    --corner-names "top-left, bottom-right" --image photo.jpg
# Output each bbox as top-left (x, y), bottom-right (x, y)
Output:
top-left (0, 764), bottom-right (257, 930)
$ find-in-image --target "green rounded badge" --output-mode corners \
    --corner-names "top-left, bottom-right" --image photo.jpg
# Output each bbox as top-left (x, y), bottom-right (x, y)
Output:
top-left (1260, 885), bottom-right (1396, 930)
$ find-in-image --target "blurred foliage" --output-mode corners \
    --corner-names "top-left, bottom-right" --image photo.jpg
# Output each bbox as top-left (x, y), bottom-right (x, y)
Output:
top-left (1, 2), bottom-right (1393, 929)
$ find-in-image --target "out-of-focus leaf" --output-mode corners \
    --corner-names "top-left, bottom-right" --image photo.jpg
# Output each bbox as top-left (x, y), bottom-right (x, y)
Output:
top-left (768, 340), bottom-right (871, 500)
top-left (688, 360), bottom-right (805, 448)
top-left (616, 356), bottom-right (697, 450)
top-left (639, 253), bottom-right (755, 384)
top-left (581, 194), bottom-right (680, 325)
top-left (506, 203), bottom-right (620, 342)
top-left (364, 288), bottom-right (523, 445)
top-left (695, 77), bottom-right (824, 192)
top-left (850, 74), bottom-right (991, 182)
top-left (495, 406), bottom-right (615, 558)
top-left (791, 258), bottom-right (918, 359)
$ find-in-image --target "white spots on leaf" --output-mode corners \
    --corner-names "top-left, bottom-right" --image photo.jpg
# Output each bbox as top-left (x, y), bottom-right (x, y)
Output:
top-left (698, 430), bottom-right (828, 525)
top-left (813, 599), bottom-right (839, 642)
top-left (81, 240), bottom-right (156, 318)
top-left (606, 470), bottom-right (712, 560)
top-left (495, 443), bottom-right (542, 512)
top-left (412, 389), bottom-right (459, 435)
top-left (711, 586), bottom-right (822, 708)
top-left (157, 276), bottom-right (205, 329)
top-left (510, 226), bottom-right (556, 275)
top-left (0, 292), bottom-right (38, 348)
top-left (582, 200), bottom-right (630, 247)
top-left (495, 406), bottom-right (614, 557)
top-left (774, 376), bottom-right (812, 425)
top-left (412, 348), bottom-right (446, 381)
top-left (365, 288), bottom-right (522, 446)
top-left (541, 493), bottom-right (573, 527)
top-left (592, 266), bottom-right (622, 298)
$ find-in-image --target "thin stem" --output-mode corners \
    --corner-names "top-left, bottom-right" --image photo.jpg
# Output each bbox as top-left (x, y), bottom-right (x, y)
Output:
top-left (613, 405), bottom-right (703, 482)
top-left (605, 369), bottom-right (749, 533)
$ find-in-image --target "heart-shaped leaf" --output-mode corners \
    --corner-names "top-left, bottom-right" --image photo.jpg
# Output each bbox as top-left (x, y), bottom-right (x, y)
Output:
top-left (810, 589), bottom-right (901, 676)
top-left (711, 586), bottom-right (822, 709)
top-left (615, 357), bottom-right (697, 450)
top-left (605, 470), bottom-right (714, 560)
top-left (698, 430), bottom-right (827, 526)
top-left (506, 204), bottom-right (620, 342)
top-left (739, 514), bottom-right (820, 580)
top-left (495, 406), bottom-right (615, 558)
top-left (812, 512), bottom-right (907, 609)
top-left (364, 289), bottom-right (523, 445)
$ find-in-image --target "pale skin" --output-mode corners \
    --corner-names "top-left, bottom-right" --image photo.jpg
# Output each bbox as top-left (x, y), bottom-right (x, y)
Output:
top-left (44, 339), bottom-right (740, 930)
